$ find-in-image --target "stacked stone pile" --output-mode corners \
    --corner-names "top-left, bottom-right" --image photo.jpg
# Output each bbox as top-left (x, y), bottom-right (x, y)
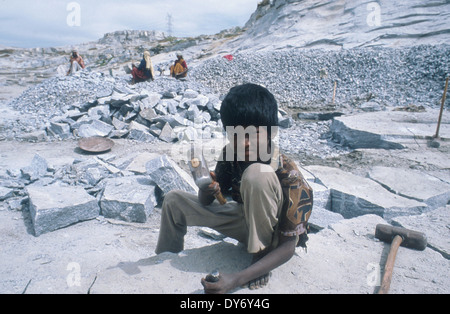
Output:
top-left (4, 71), bottom-right (295, 144)
top-left (45, 80), bottom-right (225, 144)
top-left (0, 150), bottom-right (200, 236)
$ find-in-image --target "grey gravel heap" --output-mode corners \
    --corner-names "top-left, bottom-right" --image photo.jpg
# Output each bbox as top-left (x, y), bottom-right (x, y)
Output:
top-left (191, 45), bottom-right (450, 110)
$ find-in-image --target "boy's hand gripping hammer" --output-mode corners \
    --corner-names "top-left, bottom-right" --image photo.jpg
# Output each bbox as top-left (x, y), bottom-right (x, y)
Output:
top-left (189, 145), bottom-right (227, 205)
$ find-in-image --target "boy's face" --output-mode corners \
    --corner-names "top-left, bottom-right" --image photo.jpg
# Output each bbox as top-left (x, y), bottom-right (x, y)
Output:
top-left (227, 126), bottom-right (273, 162)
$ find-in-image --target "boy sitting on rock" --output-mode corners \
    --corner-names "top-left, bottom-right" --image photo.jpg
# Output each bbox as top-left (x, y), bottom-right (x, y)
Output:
top-left (155, 83), bottom-right (313, 294)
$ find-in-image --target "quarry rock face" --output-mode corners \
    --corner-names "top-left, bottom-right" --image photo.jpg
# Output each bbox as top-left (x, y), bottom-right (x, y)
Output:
top-left (237, 0), bottom-right (450, 51)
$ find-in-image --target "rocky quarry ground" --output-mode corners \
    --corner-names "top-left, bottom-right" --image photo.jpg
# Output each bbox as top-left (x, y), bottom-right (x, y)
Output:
top-left (1, 0), bottom-right (450, 295)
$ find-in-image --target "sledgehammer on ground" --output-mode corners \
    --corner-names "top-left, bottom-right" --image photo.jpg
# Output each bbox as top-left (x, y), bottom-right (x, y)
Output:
top-left (375, 224), bottom-right (427, 294)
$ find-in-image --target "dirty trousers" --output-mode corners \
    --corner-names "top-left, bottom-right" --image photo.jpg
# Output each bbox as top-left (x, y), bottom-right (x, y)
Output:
top-left (155, 163), bottom-right (283, 255)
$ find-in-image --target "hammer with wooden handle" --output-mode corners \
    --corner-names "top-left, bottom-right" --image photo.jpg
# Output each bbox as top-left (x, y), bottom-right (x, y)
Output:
top-left (375, 224), bottom-right (427, 294)
top-left (189, 145), bottom-right (227, 205)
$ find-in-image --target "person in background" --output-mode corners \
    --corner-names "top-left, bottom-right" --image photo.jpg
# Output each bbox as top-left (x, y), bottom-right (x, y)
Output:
top-left (131, 51), bottom-right (155, 84)
top-left (170, 53), bottom-right (188, 79)
top-left (67, 50), bottom-right (85, 76)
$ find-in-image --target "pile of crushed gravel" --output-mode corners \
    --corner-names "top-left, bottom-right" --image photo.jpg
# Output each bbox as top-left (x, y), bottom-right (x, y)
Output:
top-left (191, 45), bottom-right (450, 110)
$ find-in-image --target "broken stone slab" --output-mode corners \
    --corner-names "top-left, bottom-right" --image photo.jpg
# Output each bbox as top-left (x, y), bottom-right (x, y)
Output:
top-left (109, 129), bottom-right (129, 139)
top-left (186, 104), bottom-right (200, 121)
top-left (308, 181), bottom-right (331, 210)
top-left (308, 206), bottom-right (345, 231)
top-left (162, 90), bottom-right (177, 99)
top-left (301, 177), bottom-right (342, 231)
top-left (170, 115), bottom-right (192, 128)
top-left (77, 119), bottom-right (114, 138)
top-left (184, 95), bottom-right (209, 109)
top-left (175, 126), bottom-right (199, 142)
top-left (139, 92), bottom-right (161, 109)
top-left (6, 197), bottom-right (26, 211)
top-left (82, 167), bottom-right (103, 186)
top-left (0, 186), bottom-right (14, 201)
top-left (112, 117), bottom-right (128, 130)
top-left (126, 152), bottom-right (161, 174)
top-left (391, 206), bottom-right (450, 260)
top-left (93, 156), bottom-right (121, 175)
top-left (154, 103), bottom-right (168, 115)
top-left (159, 99), bottom-right (178, 115)
top-left (113, 85), bottom-right (134, 96)
top-left (88, 105), bottom-right (110, 120)
top-left (20, 154), bottom-right (49, 182)
top-left (200, 111), bottom-right (212, 124)
top-left (158, 123), bottom-right (177, 143)
top-left (119, 103), bottom-right (134, 117)
top-left (65, 109), bottom-right (87, 121)
top-left (330, 108), bottom-right (450, 149)
top-left (368, 166), bottom-right (450, 211)
top-left (128, 121), bottom-right (155, 142)
top-left (146, 154), bottom-right (198, 196)
top-left (128, 119), bottom-right (150, 131)
top-left (97, 95), bottom-right (112, 105)
top-left (149, 124), bottom-right (162, 137)
top-left (17, 130), bottom-right (48, 142)
top-left (108, 90), bottom-right (138, 107)
top-left (331, 117), bottom-right (404, 150)
top-left (138, 108), bottom-right (158, 124)
top-left (70, 115), bottom-right (92, 130)
top-left (305, 165), bottom-right (427, 221)
top-left (128, 128), bottom-right (155, 142)
top-left (100, 176), bottom-right (157, 223)
top-left (183, 89), bottom-right (199, 99)
top-left (48, 122), bottom-right (71, 140)
top-left (27, 185), bottom-right (100, 236)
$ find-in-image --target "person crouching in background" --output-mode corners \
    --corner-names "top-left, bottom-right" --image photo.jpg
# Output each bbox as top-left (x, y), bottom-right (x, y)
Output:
top-left (131, 51), bottom-right (155, 84)
top-left (170, 53), bottom-right (188, 79)
top-left (67, 50), bottom-right (85, 76)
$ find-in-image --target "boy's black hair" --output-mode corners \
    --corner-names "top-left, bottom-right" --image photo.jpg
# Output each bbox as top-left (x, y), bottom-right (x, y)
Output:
top-left (220, 83), bottom-right (278, 131)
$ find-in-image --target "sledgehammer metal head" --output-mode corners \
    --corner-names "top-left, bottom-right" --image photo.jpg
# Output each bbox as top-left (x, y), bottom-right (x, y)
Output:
top-left (375, 224), bottom-right (427, 251)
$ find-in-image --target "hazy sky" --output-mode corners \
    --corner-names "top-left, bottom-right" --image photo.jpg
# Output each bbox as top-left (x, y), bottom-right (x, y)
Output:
top-left (0, 0), bottom-right (261, 48)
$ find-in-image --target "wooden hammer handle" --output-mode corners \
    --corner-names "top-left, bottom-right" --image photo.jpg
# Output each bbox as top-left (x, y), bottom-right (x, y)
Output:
top-left (215, 192), bottom-right (227, 205)
top-left (378, 235), bottom-right (403, 294)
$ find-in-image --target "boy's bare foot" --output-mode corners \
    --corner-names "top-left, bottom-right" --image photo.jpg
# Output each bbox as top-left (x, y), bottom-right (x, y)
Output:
top-left (245, 250), bottom-right (272, 290)
top-left (248, 272), bottom-right (272, 290)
